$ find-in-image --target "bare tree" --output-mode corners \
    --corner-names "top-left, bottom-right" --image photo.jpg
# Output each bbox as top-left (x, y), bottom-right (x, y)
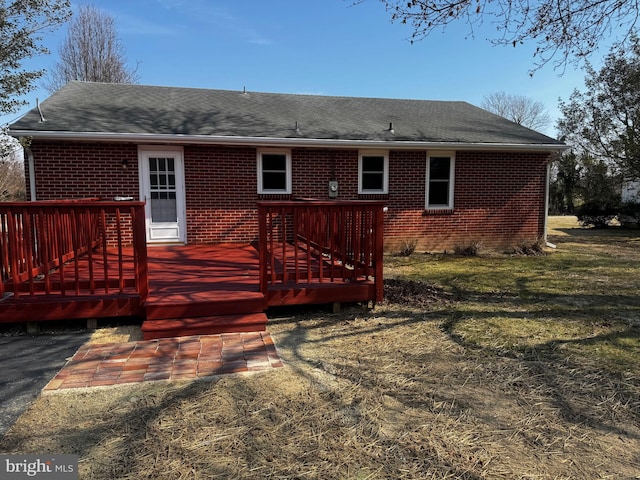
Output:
top-left (0, 136), bottom-right (26, 201)
top-left (45, 4), bottom-right (138, 92)
top-left (373, 0), bottom-right (640, 72)
top-left (481, 92), bottom-right (551, 131)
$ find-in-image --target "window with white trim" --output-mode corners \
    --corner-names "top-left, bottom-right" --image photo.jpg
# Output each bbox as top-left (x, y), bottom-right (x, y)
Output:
top-left (257, 150), bottom-right (291, 194)
top-left (359, 151), bottom-right (388, 194)
top-left (426, 152), bottom-right (455, 209)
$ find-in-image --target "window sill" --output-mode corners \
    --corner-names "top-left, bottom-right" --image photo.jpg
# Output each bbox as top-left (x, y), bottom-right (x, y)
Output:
top-left (258, 193), bottom-right (292, 200)
top-left (423, 208), bottom-right (454, 215)
top-left (359, 193), bottom-right (389, 200)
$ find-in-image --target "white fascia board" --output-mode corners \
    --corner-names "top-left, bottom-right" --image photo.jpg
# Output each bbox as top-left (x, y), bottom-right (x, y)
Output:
top-left (9, 130), bottom-right (568, 152)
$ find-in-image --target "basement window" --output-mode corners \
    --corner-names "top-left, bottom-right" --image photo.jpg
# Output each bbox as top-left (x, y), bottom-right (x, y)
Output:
top-left (258, 150), bottom-right (291, 194)
top-left (426, 152), bottom-right (455, 209)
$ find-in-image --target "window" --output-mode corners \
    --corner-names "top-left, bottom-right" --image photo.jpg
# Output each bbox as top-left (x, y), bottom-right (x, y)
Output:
top-left (258, 150), bottom-right (291, 194)
top-left (359, 151), bottom-right (388, 194)
top-left (149, 157), bottom-right (177, 222)
top-left (426, 152), bottom-right (455, 209)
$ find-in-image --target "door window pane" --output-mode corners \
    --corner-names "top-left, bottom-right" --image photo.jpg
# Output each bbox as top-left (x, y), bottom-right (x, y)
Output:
top-left (149, 157), bottom-right (178, 222)
top-left (151, 198), bottom-right (177, 222)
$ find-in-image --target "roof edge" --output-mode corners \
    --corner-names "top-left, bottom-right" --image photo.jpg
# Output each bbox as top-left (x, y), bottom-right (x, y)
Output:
top-left (8, 130), bottom-right (568, 151)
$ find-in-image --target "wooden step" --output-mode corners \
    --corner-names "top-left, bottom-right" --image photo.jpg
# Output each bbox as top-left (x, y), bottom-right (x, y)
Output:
top-left (144, 290), bottom-right (265, 320)
top-left (141, 313), bottom-right (268, 340)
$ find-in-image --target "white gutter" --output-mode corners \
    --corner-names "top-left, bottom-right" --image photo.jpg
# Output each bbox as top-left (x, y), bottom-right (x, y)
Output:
top-left (544, 162), bottom-right (558, 249)
top-left (11, 130), bottom-right (568, 152)
top-left (24, 146), bottom-right (36, 201)
top-left (544, 162), bottom-right (551, 247)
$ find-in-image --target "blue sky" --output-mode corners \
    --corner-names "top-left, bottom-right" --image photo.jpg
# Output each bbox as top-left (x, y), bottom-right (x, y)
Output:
top-left (1, 0), bottom-right (617, 136)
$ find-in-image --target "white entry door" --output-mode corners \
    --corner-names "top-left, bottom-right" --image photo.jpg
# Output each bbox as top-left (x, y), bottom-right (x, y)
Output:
top-left (138, 146), bottom-right (186, 243)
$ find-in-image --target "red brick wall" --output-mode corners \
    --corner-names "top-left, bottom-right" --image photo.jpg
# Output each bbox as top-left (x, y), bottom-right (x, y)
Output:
top-left (30, 141), bottom-right (139, 200)
top-left (184, 145), bottom-right (259, 243)
top-left (27, 142), bottom-right (140, 245)
top-left (29, 141), bottom-right (551, 251)
top-left (385, 150), bottom-right (549, 251)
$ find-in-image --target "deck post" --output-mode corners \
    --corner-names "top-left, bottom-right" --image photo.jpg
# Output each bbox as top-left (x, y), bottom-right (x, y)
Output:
top-left (374, 205), bottom-right (385, 303)
top-left (257, 204), bottom-right (268, 296)
top-left (5, 211), bottom-right (19, 297)
top-left (133, 204), bottom-right (149, 303)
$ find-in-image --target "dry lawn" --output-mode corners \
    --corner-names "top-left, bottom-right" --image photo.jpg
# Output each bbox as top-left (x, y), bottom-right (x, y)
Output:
top-left (1, 217), bottom-right (639, 479)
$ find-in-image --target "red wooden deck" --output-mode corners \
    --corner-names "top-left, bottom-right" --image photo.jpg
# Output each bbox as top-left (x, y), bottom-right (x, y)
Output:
top-left (1, 243), bottom-right (377, 337)
top-left (146, 243), bottom-right (261, 305)
top-left (2, 200), bottom-right (385, 338)
top-left (141, 244), bottom-right (267, 339)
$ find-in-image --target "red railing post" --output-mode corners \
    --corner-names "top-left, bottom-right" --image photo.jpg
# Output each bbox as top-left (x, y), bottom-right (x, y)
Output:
top-left (281, 207), bottom-right (288, 284)
top-left (374, 205), bottom-right (385, 303)
top-left (70, 209), bottom-right (81, 295)
top-left (132, 203), bottom-right (149, 302)
top-left (6, 210), bottom-right (20, 297)
top-left (0, 213), bottom-right (5, 297)
top-left (257, 203), bottom-right (268, 295)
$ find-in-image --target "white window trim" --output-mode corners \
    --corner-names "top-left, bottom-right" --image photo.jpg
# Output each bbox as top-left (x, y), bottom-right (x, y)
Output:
top-left (257, 149), bottom-right (292, 194)
top-left (358, 150), bottom-right (389, 194)
top-left (425, 151), bottom-right (455, 210)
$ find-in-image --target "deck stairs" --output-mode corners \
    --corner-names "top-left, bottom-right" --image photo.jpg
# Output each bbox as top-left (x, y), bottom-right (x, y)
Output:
top-left (140, 289), bottom-right (268, 340)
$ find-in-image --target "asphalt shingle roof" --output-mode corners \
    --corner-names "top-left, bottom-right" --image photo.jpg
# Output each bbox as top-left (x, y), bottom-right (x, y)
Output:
top-left (10, 81), bottom-right (563, 147)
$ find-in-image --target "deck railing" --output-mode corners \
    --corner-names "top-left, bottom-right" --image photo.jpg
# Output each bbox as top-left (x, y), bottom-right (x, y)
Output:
top-left (0, 200), bottom-right (148, 301)
top-left (257, 200), bottom-right (385, 302)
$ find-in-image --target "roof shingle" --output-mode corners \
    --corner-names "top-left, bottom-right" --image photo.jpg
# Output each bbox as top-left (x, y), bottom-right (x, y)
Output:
top-left (10, 81), bottom-right (563, 147)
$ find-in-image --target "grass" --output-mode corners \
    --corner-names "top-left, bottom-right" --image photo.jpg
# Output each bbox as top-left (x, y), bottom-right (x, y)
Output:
top-left (384, 217), bottom-right (640, 375)
top-left (1, 216), bottom-right (639, 479)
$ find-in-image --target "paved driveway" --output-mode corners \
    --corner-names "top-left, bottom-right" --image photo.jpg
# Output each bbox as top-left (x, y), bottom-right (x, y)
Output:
top-left (0, 332), bottom-right (90, 437)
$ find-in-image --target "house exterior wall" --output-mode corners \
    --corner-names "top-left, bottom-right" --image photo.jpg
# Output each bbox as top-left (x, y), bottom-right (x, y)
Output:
top-left (386, 150), bottom-right (549, 251)
top-left (28, 141), bottom-right (551, 251)
top-left (27, 142), bottom-right (140, 245)
top-left (29, 141), bottom-right (140, 199)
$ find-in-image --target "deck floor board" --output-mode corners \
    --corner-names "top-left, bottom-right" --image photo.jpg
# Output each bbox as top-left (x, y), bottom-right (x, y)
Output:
top-left (1, 243), bottom-right (375, 324)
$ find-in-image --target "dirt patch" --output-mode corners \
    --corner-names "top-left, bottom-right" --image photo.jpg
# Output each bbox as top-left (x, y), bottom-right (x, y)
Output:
top-left (88, 325), bottom-right (143, 344)
top-left (383, 278), bottom-right (454, 307)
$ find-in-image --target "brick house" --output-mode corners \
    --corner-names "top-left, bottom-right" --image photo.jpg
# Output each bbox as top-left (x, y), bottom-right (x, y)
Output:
top-left (9, 81), bottom-right (565, 252)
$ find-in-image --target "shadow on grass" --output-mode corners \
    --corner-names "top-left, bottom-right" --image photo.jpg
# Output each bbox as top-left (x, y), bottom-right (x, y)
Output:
top-left (267, 308), bottom-right (491, 478)
top-left (552, 226), bottom-right (640, 240)
top-left (270, 291), bottom-right (640, 451)
top-left (436, 292), bottom-right (640, 440)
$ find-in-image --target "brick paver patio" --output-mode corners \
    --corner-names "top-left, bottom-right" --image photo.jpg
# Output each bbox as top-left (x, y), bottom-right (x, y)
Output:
top-left (44, 332), bottom-right (283, 391)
